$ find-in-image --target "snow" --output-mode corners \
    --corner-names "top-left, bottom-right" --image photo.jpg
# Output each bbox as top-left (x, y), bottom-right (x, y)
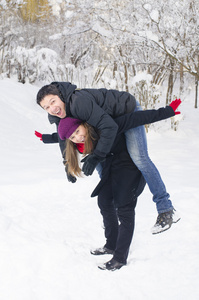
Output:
top-left (150, 10), bottom-right (159, 23)
top-left (137, 30), bottom-right (159, 43)
top-left (132, 72), bottom-right (153, 84)
top-left (92, 22), bottom-right (113, 38)
top-left (0, 78), bottom-right (199, 300)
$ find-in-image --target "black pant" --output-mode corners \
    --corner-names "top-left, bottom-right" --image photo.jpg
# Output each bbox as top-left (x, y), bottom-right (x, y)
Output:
top-left (97, 180), bottom-right (137, 264)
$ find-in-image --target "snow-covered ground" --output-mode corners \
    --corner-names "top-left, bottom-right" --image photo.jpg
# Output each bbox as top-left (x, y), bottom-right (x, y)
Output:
top-left (0, 78), bottom-right (199, 300)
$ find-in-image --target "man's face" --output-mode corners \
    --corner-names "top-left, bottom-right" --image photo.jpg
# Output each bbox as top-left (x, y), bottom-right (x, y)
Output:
top-left (40, 94), bottom-right (66, 118)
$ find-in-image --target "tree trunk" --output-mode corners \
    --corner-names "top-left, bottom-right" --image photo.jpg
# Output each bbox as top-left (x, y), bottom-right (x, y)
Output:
top-left (179, 63), bottom-right (184, 97)
top-left (166, 59), bottom-right (174, 105)
top-left (195, 78), bottom-right (198, 108)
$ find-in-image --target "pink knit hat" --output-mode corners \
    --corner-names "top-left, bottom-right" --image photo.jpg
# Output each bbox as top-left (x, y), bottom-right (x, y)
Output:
top-left (58, 117), bottom-right (82, 140)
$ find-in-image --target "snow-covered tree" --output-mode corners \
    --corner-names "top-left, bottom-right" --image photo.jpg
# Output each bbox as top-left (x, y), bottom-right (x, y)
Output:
top-left (0, 0), bottom-right (198, 107)
top-left (138, 0), bottom-right (199, 106)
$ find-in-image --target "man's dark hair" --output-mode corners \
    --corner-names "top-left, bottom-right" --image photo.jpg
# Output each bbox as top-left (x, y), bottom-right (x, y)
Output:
top-left (36, 84), bottom-right (60, 105)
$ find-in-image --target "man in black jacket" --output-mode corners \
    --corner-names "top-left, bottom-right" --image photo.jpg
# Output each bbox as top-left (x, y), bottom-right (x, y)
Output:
top-left (36, 82), bottom-right (181, 234)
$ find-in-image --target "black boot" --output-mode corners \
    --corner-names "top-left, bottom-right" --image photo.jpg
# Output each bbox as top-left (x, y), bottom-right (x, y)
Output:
top-left (90, 246), bottom-right (114, 255)
top-left (98, 258), bottom-right (126, 271)
top-left (151, 209), bottom-right (181, 234)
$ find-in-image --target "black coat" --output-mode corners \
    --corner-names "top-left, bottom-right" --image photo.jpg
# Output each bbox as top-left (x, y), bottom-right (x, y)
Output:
top-left (91, 134), bottom-right (146, 208)
top-left (48, 82), bottom-right (137, 157)
top-left (47, 82), bottom-right (175, 159)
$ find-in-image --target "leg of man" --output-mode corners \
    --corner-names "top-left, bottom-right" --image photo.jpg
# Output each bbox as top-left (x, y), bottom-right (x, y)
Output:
top-left (96, 163), bottom-right (103, 178)
top-left (124, 101), bottom-right (173, 214)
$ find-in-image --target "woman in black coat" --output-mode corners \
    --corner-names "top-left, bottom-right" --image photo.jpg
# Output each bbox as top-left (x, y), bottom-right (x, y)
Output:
top-left (57, 115), bottom-right (145, 271)
top-left (56, 103), bottom-right (180, 270)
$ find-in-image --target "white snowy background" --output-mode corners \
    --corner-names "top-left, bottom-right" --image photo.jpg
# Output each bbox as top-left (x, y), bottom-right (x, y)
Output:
top-left (0, 78), bottom-right (199, 300)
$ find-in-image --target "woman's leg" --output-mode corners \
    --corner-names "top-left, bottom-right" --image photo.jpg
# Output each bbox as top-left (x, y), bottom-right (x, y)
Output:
top-left (98, 201), bottom-right (136, 270)
top-left (113, 201), bottom-right (136, 264)
top-left (125, 101), bottom-right (173, 214)
top-left (97, 180), bottom-right (118, 251)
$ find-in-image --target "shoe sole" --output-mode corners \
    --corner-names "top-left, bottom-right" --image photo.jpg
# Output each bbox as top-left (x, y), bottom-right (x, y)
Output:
top-left (98, 264), bottom-right (125, 271)
top-left (98, 264), bottom-right (108, 270)
top-left (90, 250), bottom-right (114, 255)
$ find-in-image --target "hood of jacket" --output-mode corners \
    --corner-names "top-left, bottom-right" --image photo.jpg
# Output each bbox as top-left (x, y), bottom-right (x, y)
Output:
top-left (48, 81), bottom-right (77, 125)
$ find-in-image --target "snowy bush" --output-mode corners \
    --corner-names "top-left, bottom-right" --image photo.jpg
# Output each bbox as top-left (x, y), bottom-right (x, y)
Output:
top-left (131, 73), bottom-right (161, 110)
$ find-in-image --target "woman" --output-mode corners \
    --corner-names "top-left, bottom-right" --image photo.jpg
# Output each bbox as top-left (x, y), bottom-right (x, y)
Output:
top-left (56, 102), bottom-right (181, 270)
top-left (58, 116), bottom-right (146, 271)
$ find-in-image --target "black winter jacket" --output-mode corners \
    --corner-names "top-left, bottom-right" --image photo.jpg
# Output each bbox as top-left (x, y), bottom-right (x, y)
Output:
top-left (46, 81), bottom-right (175, 160)
top-left (48, 82), bottom-right (137, 158)
top-left (91, 134), bottom-right (146, 208)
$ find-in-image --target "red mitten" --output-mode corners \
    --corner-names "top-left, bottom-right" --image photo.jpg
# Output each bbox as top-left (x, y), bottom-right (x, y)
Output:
top-left (169, 99), bottom-right (181, 115)
top-left (35, 131), bottom-right (43, 141)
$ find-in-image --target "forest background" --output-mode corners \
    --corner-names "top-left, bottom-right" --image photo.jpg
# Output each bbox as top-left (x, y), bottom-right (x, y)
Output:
top-left (0, 2), bottom-right (199, 298)
top-left (0, 0), bottom-right (199, 110)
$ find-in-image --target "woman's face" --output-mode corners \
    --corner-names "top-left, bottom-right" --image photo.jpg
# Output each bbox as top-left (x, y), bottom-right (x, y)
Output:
top-left (69, 125), bottom-right (87, 144)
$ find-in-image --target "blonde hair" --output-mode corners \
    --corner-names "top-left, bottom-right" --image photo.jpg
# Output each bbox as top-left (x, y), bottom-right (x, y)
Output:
top-left (65, 123), bottom-right (98, 177)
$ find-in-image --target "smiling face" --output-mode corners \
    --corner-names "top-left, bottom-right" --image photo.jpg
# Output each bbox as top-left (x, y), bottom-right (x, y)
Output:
top-left (40, 94), bottom-right (66, 118)
top-left (69, 125), bottom-right (87, 144)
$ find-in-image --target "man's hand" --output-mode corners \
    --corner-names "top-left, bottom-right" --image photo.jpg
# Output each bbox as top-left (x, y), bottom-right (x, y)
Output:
top-left (169, 99), bottom-right (181, 115)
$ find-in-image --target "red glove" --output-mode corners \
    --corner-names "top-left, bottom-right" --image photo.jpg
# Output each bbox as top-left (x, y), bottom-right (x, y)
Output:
top-left (35, 131), bottom-right (43, 141)
top-left (169, 99), bottom-right (181, 115)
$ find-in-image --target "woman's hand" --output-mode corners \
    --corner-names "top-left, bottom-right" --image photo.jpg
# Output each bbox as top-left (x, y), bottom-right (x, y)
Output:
top-left (65, 164), bottom-right (77, 183)
top-left (81, 154), bottom-right (105, 176)
top-left (35, 130), bottom-right (43, 141)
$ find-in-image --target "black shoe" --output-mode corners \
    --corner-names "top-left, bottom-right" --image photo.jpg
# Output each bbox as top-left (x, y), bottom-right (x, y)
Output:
top-left (98, 258), bottom-right (126, 271)
top-left (151, 209), bottom-right (181, 234)
top-left (90, 246), bottom-right (114, 255)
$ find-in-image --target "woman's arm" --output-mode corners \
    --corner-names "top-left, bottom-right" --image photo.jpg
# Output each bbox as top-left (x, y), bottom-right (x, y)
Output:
top-left (115, 105), bottom-right (177, 135)
top-left (42, 132), bottom-right (59, 143)
top-left (35, 131), bottom-right (59, 143)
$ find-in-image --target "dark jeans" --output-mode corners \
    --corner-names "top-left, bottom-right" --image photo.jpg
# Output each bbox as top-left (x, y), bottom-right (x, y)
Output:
top-left (97, 183), bottom-right (137, 264)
